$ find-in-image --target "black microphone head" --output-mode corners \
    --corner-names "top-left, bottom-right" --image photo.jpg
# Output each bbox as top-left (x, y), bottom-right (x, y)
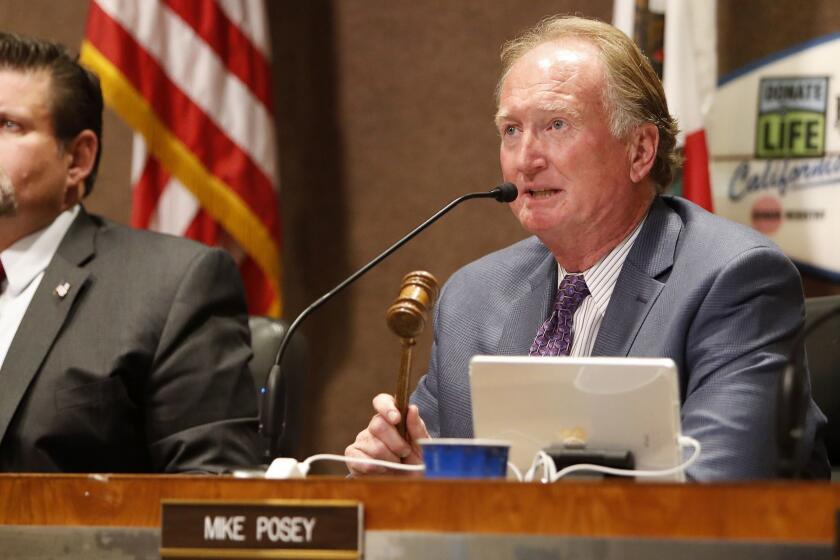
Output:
top-left (492, 182), bottom-right (518, 202)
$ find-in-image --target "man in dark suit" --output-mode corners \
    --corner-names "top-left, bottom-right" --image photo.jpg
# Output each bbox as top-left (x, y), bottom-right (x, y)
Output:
top-left (0, 32), bottom-right (261, 472)
top-left (346, 16), bottom-right (828, 480)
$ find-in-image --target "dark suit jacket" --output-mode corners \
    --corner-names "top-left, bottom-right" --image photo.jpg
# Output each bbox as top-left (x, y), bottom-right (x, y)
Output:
top-left (0, 208), bottom-right (262, 472)
top-left (412, 196), bottom-right (829, 481)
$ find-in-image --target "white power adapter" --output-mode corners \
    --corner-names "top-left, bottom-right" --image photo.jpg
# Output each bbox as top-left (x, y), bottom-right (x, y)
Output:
top-left (265, 457), bottom-right (308, 479)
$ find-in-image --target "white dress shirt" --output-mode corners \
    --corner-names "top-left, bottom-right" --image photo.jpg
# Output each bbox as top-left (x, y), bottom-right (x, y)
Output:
top-left (0, 205), bottom-right (79, 368)
top-left (560, 215), bottom-right (646, 357)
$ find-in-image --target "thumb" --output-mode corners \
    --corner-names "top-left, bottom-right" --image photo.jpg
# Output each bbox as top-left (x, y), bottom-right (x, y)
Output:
top-left (405, 405), bottom-right (429, 464)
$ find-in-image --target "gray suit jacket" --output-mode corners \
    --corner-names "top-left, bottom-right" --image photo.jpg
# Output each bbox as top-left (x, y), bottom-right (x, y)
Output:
top-left (0, 208), bottom-right (262, 472)
top-left (412, 196), bottom-right (829, 480)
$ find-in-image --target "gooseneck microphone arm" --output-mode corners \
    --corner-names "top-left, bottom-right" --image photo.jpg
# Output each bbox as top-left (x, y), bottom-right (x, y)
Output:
top-left (777, 302), bottom-right (840, 478)
top-left (262, 182), bottom-right (517, 458)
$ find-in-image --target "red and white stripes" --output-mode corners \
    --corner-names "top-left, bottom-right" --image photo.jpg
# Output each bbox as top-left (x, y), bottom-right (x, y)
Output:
top-left (82, 0), bottom-right (282, 315)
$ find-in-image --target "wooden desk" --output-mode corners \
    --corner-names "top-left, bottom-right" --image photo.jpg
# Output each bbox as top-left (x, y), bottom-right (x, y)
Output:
top-left (0, 475), bottom-right (837, 558)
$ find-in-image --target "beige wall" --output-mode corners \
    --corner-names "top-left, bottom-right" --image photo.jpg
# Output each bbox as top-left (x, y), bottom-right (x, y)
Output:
top-left (6, 1), bottom-right (839, 471)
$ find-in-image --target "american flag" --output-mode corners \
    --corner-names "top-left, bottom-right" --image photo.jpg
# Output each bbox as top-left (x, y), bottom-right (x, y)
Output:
top-left (80, 0), bottom-right (282, 315)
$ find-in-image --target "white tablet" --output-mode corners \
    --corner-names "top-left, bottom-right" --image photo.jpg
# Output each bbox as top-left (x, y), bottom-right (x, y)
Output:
top-left (469, 355), bottom-right (684, 482)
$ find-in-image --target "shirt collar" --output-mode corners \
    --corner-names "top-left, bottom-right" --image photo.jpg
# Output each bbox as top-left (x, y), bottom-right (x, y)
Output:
top-left (558, 213), bottom-right (647, 316)
top-left (0, 205), bottom-right (80, 296)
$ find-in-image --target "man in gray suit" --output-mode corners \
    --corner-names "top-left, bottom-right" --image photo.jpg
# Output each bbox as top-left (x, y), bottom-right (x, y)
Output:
top-left (346, 16), bottom-right (828, 480)
top-left (0, 33), bottom-right (261, 471)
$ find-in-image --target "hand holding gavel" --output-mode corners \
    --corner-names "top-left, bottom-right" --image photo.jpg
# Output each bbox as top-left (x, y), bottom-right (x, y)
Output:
top-left (386, 271), bottom-right (439, 439)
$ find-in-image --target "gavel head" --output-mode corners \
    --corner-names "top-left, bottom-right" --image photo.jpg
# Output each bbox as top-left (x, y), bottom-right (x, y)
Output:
top-left (386, 271), bottom-right (439, 339)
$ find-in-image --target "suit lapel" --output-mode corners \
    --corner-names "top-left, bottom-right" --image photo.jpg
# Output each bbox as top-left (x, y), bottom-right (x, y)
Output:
top-left (591, 263), bottom-right (663, 357)
top-left (497, 247), bottom-right (557, 355)
top-left (592, 197), bottom-right (682, 357)
top-left (0, 209), bottom-right (95, 444)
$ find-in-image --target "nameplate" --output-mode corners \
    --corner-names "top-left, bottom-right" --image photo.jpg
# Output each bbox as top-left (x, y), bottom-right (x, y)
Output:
top-left (160, 499), bottom-right (363, 559)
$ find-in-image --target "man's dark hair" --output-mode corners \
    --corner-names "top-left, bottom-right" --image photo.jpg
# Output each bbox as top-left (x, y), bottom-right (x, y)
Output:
top-left (0, 32), bottom-right (103, 195)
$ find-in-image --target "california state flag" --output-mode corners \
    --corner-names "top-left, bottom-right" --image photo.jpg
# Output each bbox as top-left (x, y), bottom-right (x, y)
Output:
top-left (613, 0), bottom-right (716, 212)
top-left (663, 0), bottom-right (716, 212)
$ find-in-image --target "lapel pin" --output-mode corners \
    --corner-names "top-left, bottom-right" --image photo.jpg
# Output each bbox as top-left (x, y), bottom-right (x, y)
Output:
top-left (54, 282), bottom-right (71, 299)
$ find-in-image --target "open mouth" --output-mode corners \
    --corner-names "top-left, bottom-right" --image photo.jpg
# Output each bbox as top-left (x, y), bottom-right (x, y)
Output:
top-left (526, 188), bottom-right (560, 199)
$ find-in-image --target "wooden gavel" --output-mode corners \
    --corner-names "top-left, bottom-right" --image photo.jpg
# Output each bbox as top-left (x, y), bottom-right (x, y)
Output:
top-left (386, 271), bottom-right (439, 439)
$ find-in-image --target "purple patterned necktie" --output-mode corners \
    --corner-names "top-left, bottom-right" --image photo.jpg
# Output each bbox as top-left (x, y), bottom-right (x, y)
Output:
top-left (529, 274), bottom-right (590, 357)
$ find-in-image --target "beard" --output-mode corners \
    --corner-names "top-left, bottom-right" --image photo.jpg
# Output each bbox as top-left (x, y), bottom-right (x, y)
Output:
top-left (0, 166), bottom-right (17, 216)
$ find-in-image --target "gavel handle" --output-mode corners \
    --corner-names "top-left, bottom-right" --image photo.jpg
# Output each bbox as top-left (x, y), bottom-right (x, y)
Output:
top-left (395, 337), bottom-right (415, 440)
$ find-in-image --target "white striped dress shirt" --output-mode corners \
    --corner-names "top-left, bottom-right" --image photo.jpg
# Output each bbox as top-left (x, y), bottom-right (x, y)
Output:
top-left (560, 215), bottom-right (646, 357)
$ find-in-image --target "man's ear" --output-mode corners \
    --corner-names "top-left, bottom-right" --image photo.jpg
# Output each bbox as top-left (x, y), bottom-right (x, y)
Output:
top-left (63, 129), bottom-right (98, 206)
top-left (628, 123), bottom-right (659, 184)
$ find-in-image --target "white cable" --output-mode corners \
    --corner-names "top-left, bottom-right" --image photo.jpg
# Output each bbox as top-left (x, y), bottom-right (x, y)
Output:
top-left (523, 450), bottom-right (556, 483)
top-left (299, 453), bottom-right (426, 477)
top-left (525, 436), bottom-right (701, 482)
top-left (274, 436), bottom-right (701, 481)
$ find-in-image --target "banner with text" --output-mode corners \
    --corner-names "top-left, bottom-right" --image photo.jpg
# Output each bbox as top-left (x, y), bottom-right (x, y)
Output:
top-left (709, 33), bottom-right (840, 280)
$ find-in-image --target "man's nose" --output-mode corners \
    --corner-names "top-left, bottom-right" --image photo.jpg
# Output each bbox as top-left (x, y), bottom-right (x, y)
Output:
top-left (517, 132), bottom-right (547, 175)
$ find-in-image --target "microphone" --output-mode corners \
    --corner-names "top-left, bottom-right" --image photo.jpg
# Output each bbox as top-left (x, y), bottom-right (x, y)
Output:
top-left (777, 301), bottom-right (840, 478)
top-left (491, 182), bottom-right (518, 202)
top-left (262, 182), bottom-right (518, 459)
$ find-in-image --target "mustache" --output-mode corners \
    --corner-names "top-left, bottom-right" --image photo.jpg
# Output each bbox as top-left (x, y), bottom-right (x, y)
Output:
top-left (0, 168), bottom-right (18, 216)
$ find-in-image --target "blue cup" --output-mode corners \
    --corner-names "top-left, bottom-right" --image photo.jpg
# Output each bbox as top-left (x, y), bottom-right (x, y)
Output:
top-left (418, 438), bottom-right (510, 479)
